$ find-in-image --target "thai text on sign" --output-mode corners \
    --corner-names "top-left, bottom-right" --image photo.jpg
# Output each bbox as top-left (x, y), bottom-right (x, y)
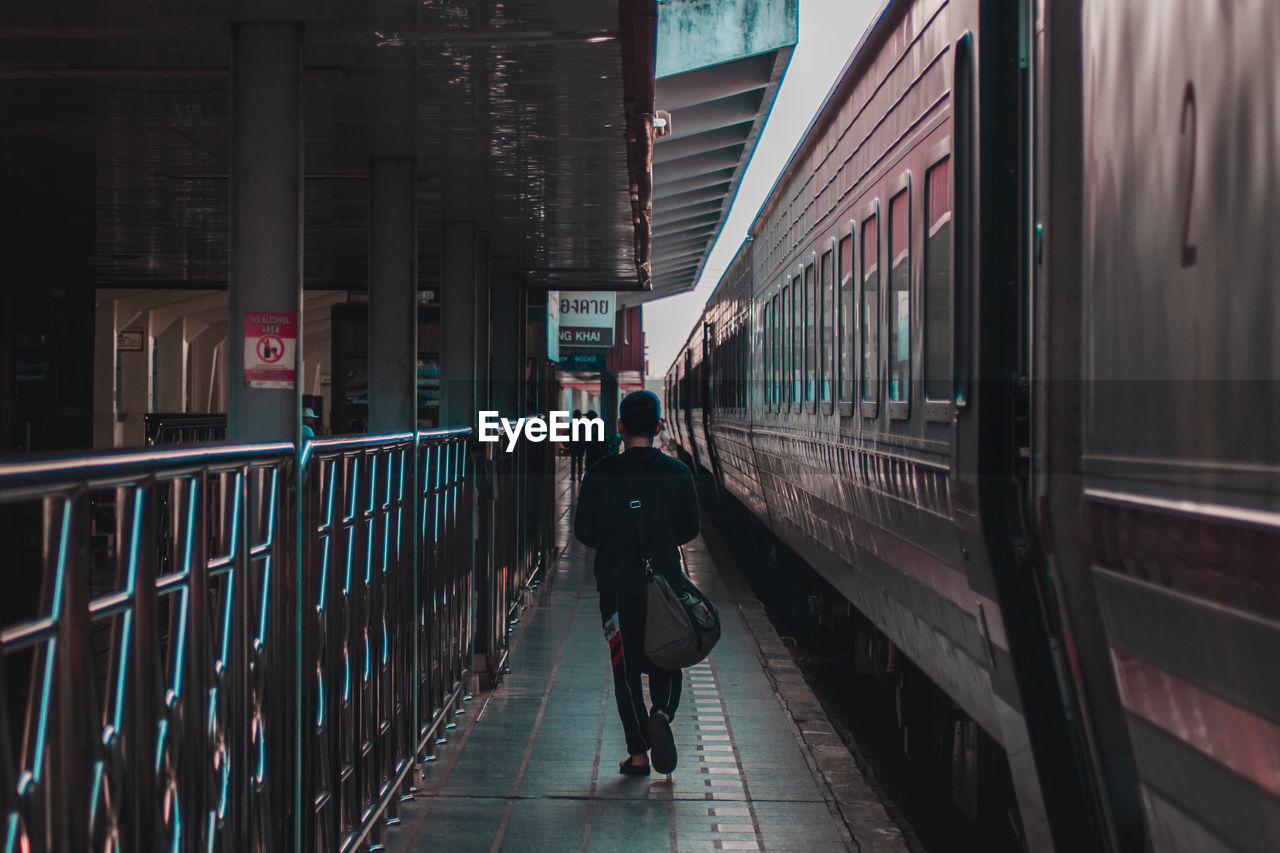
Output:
top-left (556, 292), bottom-right (615, 348)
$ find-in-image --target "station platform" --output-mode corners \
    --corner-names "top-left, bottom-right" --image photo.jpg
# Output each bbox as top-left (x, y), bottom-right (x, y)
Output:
top-left (384, 460), bottom-right (906, 853)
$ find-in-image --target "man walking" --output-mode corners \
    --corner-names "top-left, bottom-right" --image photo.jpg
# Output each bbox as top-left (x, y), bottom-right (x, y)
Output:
top-left (574, 390), bottom-right (699, 776)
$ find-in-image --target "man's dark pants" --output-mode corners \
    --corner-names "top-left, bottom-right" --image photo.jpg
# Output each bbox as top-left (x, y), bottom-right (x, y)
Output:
top-left (599, 591), bottom-right (682, 755)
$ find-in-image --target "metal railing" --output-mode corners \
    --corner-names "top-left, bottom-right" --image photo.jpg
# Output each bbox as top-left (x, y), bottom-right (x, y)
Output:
top-left (144, 413), bottom-right (229, 446)
top-left (299, 431), bottom-right (472, 852)
top-left (477, 424), bottom-right (556, 682)
top-left (0, 427), bottom-right (485, 852)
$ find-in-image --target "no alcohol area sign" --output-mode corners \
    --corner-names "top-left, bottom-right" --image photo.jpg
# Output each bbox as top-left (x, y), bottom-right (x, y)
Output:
top-left (244, 312), bottom-right (297, 389)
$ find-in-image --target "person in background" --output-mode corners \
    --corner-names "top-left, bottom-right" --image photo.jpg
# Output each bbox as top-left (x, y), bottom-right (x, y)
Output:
top-left (574, 391), bottom-right (699, 776)
top-left (569, 408), bottom-right (586, 480)
top-left (302, 407), bottom-right (321, 440)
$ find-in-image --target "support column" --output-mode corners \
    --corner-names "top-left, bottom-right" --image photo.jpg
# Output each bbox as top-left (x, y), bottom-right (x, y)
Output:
top-left (439, 220), bottom-right (477, 427)
top-left (116, 311), bottom-right (150, 447)
top-left (186, 319), bottom-right (227, 414)
top-left (489, 271), bottom-right (522, 419)
top-left (92, 298), bottom-right (116, 448)
top-left (600, 370), bottom-right (619, 440)
top-left (367, 47), bottom-right (418, 435)
top-left (473, 233), bottom-right (492, 414)
top-left (227, 22), bottom-right (303, 443)
top-left (367, 158), bottom-right (418, 433)
top-left (153, 319), bottom-right (186, 412)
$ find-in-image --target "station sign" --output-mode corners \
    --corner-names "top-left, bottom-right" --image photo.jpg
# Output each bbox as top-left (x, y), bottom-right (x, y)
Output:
top-left (556, 292), bottom-right (615, 348)
top-left (244, 311), bottom-right (297, 389)
top-left (559, 348), bottom-right (606, 372)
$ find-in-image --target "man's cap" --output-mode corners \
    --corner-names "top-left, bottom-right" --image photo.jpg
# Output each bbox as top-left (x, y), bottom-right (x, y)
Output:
top-left (303, 407), bottom-right (318, 419)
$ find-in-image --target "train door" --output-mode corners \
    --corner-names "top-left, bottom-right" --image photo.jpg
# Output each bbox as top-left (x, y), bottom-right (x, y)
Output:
top-left (682, 348), bottom-right (699, 471)
top-left (1029, 1), bottom-right (1145, 850)
top-left (701, 321), bottom-right (723, 489)
top-left (948, 2), bottom-right (1104, 849)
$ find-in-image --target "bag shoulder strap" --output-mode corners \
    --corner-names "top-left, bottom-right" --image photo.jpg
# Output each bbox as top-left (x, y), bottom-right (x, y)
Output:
top-left (627, 497), bottom-right (654, 576)
top-left (624, 456), bottom-right (691, 581)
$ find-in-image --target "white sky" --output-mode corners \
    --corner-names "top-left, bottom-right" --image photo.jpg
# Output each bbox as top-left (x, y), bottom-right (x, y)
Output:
top-left (643, 0), bottom-right (883, 378)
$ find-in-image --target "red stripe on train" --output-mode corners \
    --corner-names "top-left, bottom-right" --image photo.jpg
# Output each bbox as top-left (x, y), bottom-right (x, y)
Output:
top-left (1111, 650), bottom-right (1280, 797)
top-left (1086, 498), bottom-right (1280, 625)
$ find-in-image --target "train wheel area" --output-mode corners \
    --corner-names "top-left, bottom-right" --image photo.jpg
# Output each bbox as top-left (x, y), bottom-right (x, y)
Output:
top-left (383, 458), bottom-right (906, 853)
top-left (696, 481), bottom-right (1027, 853)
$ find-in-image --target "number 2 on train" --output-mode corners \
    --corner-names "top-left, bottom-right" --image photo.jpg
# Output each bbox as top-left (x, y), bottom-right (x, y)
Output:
top-left (1180, 82), bottom-right (1197, 268)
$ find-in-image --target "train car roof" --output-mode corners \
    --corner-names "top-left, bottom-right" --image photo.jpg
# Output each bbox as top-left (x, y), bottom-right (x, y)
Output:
top-left (664, 0), bottom-right (903, 379)
top-left (748, 0), bottom-right (901, 239)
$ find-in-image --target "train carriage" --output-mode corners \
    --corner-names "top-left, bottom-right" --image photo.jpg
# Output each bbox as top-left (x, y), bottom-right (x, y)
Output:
top-left (666, 0), bottom-right (1280, 850)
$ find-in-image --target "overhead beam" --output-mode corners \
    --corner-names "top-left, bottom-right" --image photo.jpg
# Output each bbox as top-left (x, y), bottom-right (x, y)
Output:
top-left (652, 148), bottom-right (741, 184)
top-left (654, 52), bottom-right (777, 111)
top-left (654, 232), bottom-right (718, 252)
top-left (653, 215), bottom-right (720, 238)
top-left (653, 168), bottom-right (735, 199)
top-left (653, 198), bottom-right (723, 225)
top-left (661, 90), bottom-right (764, 141)
top-left (653, 124), bottom-right (751, 163)
top-left (651, 183), bottom-right (733, 209)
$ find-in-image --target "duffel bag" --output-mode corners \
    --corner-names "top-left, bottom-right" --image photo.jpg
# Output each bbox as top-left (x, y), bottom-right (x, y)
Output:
top-left (643, 567), bottom-right (720, 670)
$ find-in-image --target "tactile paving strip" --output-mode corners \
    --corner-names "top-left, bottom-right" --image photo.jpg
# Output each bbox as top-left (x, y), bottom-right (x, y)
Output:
top-left (684, 660), bottom-right (764, 851)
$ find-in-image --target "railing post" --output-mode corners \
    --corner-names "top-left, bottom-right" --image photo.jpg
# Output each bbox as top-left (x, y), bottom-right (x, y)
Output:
top-left (187, 472), bottom-right (211, 852)
top-left (408, 433), bottom-right (422, 788)
top-left (54, 492), bottom-right (91, 851)
top-left (128, 482), bottom-right (161, 849)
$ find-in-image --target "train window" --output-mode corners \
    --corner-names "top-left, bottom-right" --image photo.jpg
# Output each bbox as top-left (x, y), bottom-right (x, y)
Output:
top-left (821, 248), bottom-right (833, 408)
top-left (772, 292), bottom-right (781, 410)
top-left (762, 304), bottom-right (771, 412)
top-left (804, 262), bottom-right (816, 407)
top-left (861, 213), bottom-right (880, 414)
top-left (791, 278), bottom-right (802, 410)
top-left (783, 283), bottom-right (792, 411)
top-left (737, 322), bottom-right (747, 409)
top-left (888, 182), bottom-right (911, 417)
top-left (924, 155), bottom-right (953, 411)
top-left (839, 231), bottom-right (854, 409)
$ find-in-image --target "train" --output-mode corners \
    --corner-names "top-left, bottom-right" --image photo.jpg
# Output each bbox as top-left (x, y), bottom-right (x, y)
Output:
top-left (663, 1), bottom-right (1279, 851)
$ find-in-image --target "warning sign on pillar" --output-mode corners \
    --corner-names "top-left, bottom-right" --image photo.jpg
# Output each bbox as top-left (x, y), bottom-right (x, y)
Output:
top-left (244, 312), bottom-right (297, 389)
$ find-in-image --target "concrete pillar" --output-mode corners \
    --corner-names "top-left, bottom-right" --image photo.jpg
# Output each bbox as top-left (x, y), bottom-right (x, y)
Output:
top-left (92, 298), bottom-right (116, 448)
top-left (475, 234), bottom-right (493, 413)
top-left (439, 31), bottom-right (489, 429)
top-left (153, 318), bottom-right (186, 412)
top-left (227, 22), bottom-right (303, 443)
top-left (600, 371), bottom-right (619, 442)
top-left (367, 46), bottom-right (418, 435)
top-left (440, 221), bottom-right (477, 427)
top-left (489, 272), bottom-right (523, 419)
top-left (116, 310), bottom-right (150, 447)
top-left (367, 157), bottom-right (418, 433)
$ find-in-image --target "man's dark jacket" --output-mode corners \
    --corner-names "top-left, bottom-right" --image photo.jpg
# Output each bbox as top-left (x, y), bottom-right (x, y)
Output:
top-left (574, 446), bottom-right (699, 595)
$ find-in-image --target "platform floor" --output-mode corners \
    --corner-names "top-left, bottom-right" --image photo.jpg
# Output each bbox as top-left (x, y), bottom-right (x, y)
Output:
top-left (385, 460), bottom-right (905, 853)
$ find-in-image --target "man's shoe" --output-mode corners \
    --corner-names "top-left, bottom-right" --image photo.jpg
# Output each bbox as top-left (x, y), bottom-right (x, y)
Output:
top-left (618, 757), bottom-right (650, 776)
top-left (648, 710), bottom-right (677, 774)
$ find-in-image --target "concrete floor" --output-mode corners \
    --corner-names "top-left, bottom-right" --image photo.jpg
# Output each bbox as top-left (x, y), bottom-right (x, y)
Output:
top-left (384, 460), bottom-right (904, 853)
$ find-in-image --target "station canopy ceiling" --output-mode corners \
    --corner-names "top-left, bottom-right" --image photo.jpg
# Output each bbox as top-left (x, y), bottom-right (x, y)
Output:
top-left (632, 0), bottom-right (796, 305)
top-left (0, 0), bottom-right (660, 293)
